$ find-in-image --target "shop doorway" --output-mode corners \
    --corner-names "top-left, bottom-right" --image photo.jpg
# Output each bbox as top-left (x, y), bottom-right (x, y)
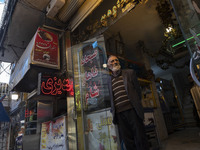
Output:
top-left (71, 36), bottom-right (119, 150)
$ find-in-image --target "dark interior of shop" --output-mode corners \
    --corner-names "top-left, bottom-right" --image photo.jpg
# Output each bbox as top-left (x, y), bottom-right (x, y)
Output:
top-left (103, 1), bottom-right (189, 79)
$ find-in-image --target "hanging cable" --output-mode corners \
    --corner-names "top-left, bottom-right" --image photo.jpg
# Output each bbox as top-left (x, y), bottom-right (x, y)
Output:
top-left (190, 51), bottom-right (200, 86)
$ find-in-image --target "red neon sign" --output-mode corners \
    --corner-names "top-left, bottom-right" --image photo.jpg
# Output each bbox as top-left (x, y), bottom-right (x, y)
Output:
top-left (25, 109), bottom-right (34, 118)
top-left (41, 77), bottom-right (74, 96)
top-left (25, 109), bottom-right (30, 118)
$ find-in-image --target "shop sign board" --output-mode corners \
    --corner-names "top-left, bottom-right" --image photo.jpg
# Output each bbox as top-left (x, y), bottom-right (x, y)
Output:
top-left (71, 0), bottom-right (149, 43)
top-left (85, 109), bottom-right (118, 150)
top-left (38, 73), bottom-right (74, 97)
top-left (32, 27), bottom-right (60, 69)
top-left (100, 0), bottom-right (143, 27)
top-left (40, 116), bottom-right (67, 150)
top-left (100, 0), bottom-right (149, 27)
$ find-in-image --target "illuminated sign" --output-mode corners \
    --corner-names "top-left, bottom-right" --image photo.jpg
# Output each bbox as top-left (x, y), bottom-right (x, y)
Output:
top-left (25, 109), bottom-right (35, 118)
top-left (33, 28), bottom-right (60, 69)
top-left (38, 73), bottom-right (74, 97)
top-left (25, 109), bottom-right (31, 118)
top-left (41, 77), bottom-right (74, 96)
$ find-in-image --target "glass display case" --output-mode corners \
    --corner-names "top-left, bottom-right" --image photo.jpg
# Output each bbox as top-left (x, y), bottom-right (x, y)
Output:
top-left (25, 101), bottom-right (37, 135)
top-left (139, 78), bottom-right (157, 108)
top-left (156, 78), bottom-right (183, 133)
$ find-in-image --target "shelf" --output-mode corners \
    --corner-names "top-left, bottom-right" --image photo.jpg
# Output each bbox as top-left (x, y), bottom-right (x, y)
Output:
top-left (26, 113), bottom-right (37, 117)
top-left (26, 121), bottom-right (37, 123)
top-left (25, 128), bottom-right (37, 131)
top-left (139, 78), bottom-right (157, 108)
top-left (143, 98), bottom-right (153, 100)
top-left (138, 78), bottom-right (151, 83)
top-left (27, 89), bottom-right (56, 101)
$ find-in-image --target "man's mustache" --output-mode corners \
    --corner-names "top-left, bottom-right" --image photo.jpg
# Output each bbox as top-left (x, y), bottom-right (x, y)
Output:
top-left (113, 63), bottom-right (119, 66)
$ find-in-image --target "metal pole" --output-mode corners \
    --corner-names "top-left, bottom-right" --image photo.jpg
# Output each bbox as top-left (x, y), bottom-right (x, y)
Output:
top-left (7, 122), bottom-right (11, 150)
top-left (77, 47), bottom-right (87, 150)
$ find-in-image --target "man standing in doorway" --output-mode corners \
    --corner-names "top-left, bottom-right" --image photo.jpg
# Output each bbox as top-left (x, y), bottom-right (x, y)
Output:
top-left (107, 55), bottom-right (149, 150)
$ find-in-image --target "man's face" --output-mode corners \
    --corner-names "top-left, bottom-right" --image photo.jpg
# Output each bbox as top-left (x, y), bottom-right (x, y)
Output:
top-left (108, 56), bottom-right (121, 72)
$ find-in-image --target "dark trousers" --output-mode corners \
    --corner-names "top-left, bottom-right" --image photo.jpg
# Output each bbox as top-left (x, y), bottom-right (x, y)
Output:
top-left (116, 109), bottom-right (149, 150)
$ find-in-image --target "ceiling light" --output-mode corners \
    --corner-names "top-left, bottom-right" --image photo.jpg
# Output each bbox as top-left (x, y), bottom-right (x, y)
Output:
top-left (20, 120), bottom-right (25, 124)
top-left (166, 27), bottom-right (173, 33)
top-left (103, 64), bottom-right (107, 68)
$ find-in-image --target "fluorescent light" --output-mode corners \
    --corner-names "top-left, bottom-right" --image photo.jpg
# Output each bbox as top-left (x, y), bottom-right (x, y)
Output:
top-left (20, 120), bottom-right (25, 123)
top-left (0, 62), bottom-right (11, 84)
top-left (18, 133), bottom-right (23, 136)
top-left (11, 94), bottom-right (18, 100)
top-left (172, 33), bottom-right (200, 48)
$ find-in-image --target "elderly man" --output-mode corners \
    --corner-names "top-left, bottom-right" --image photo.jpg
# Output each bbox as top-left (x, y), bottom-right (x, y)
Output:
top-left (107, 55), bottom-right (149, 150)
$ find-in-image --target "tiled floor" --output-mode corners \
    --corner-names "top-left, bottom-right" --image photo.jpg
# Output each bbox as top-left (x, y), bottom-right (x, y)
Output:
top-left (160, 127), bottom-right (200, 150)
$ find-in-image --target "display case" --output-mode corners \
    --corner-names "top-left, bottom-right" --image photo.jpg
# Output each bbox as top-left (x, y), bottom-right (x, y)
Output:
top-left (23, 90), bottom-right (54, 150)
top-left (190, 85), bottom-right (200, 118)
top-left (138, 79), bottom-right (159, 150)
top-left (144, 108), bottom-right (159, 150)
top-left (23, 98), bottom-right (40, 150)
top-left (139, 78), bottom-right (157, 108)
top-left (156, 78), bottom-right (183, 133)
top-left (25, 100), bottom-right (37, 135)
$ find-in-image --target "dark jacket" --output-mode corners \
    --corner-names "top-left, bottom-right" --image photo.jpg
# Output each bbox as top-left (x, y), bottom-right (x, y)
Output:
top-left (108, 69), bottom-right (144, 124)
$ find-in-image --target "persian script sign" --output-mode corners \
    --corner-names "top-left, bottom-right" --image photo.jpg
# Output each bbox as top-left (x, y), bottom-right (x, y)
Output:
top-left (79, 43), bottom-right (108, 110)
top-left (40, 116), bottom-right (67, 150)
top-left (38, 73), bottom-right (74, 97)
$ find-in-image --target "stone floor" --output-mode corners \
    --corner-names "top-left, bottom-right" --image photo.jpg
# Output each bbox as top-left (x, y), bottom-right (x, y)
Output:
top-left (160, 127), bottom-right (200, 150)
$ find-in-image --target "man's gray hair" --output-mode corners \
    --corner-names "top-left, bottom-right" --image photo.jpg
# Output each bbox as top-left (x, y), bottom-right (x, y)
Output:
top-left (107, 55), bottom-right (118, 64)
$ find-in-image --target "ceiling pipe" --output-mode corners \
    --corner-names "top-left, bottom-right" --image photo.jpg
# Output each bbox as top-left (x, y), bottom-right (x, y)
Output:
top-left (0, 0), bottom-right (18, 57)
top-left (43, 24), bottom-right (65, 32)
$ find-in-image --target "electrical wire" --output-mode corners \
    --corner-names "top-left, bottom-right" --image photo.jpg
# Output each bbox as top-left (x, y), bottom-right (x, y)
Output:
top-left (190, 51), bottom-right (200, 86)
